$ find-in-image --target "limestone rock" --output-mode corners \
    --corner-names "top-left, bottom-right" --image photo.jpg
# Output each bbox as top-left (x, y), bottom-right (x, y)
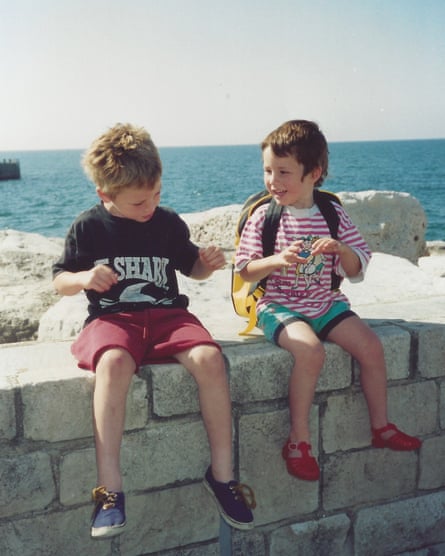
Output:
top-left (0, 230), bottom-right (63, 343)
top-left (338, 190), bottom-right (427, 263)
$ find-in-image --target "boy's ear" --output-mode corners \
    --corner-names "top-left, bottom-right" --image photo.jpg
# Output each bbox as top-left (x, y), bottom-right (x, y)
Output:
top-left (311, 166), bottom-right (322, 183)
top-left (96, 188), bottom-right (111, 202)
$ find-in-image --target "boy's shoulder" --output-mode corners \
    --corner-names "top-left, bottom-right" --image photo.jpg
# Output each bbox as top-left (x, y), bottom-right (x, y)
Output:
top-left (69, 203), bottom-right (104, 227)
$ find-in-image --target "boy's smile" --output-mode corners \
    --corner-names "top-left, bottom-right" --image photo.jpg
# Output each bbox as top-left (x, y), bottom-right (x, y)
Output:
top-left (262, 146), bottom-right (321, 209)
top-left (98, 180), bottom-right (162, 223)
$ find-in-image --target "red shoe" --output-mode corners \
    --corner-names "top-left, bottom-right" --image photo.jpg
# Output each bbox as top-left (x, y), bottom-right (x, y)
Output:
top-left (282, 440), bottom-right (320, 481)
top-left (371, 423), bottom-right (421, 451)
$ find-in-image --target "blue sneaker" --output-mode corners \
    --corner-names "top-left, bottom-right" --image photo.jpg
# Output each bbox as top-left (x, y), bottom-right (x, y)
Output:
top-left (91, 486), bottom-right (126, 539)
top-left (203, 466), bottom-right (256, 530)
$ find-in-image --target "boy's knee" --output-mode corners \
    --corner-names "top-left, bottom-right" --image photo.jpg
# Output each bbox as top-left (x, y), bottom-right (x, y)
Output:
top-left (361, 329), bottom-right (385, 359)
top-left (292, 340), bottom-right (325, 368)
top-left (182, 344), bottom-right (226, 381)
top-left (96, 348), bottom-right (136, 375)
top-left (195, 344), bottom-right (225, 368)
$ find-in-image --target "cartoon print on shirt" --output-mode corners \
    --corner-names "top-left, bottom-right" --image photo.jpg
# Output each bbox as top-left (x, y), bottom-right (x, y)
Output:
top-left (94, 255), bottom-right (173, 309)
top-left (294, 236), bottom-right (326, 289)
top-left (99, 282), bottom-right (173, 308)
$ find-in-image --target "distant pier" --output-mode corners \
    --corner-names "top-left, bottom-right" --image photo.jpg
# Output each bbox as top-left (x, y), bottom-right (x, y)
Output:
top-left (0, 159), bottom-right (20, 180)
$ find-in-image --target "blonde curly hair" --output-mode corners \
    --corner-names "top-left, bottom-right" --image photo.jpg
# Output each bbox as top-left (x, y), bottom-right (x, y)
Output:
top-left (82, 123), bottom-right (162, 198)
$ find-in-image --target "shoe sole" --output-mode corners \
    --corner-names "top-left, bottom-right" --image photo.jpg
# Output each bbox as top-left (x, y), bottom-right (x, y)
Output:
top-left (372, 439), bottom-right (421, 451)
top-left (203, 479), bottom-right (254, 531)
top-left (91, 521), bottom-right (127, 539)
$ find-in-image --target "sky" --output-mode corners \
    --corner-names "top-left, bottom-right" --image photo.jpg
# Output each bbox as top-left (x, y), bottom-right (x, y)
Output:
top-left (1, 0), bottom-right (444, 151)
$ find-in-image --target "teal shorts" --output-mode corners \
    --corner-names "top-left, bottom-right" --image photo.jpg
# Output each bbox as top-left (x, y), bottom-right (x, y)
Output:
top-left (257, 301), bottom-right (356, 345)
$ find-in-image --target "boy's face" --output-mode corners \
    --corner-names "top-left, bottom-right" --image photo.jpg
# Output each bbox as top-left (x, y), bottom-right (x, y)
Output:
top-left (98, 179), bottom-right (162, 223)
top-left (262, 146), bottom-right (321, 209)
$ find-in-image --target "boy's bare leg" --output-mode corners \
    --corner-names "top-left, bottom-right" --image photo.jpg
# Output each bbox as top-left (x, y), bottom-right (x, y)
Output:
top-left (327, 316), bottom-right (388, 429)
top-left (278, 321), bottom-right (325, 445)
top-left (93, 348), bottom-right (136, 492)
top-left (175, 345), bottom-right (233, 483)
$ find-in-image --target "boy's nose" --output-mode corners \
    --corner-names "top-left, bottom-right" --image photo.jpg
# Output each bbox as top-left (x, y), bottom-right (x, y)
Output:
top-left (268, 173), bottom-right (278, 186)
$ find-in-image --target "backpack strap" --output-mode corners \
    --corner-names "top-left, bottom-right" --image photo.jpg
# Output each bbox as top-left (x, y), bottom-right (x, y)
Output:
top-left (236, 199), bottom-right (281, 336)
top-left (259, 198), bottom-right (283, 290)
top-left (262, 198), bottom-right (283, 257)
top-left (313, 189), bottom-right (342, 290)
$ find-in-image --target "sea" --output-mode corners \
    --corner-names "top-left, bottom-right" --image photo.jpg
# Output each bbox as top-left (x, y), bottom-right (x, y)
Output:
top-left (1, 139), bottom-right (444, 241)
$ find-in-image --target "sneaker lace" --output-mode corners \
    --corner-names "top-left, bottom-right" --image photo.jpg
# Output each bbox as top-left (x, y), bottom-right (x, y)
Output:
top-left (92, 486), bottom-right (118, 510)
top-left (230, 483), bottom-right (257, 509)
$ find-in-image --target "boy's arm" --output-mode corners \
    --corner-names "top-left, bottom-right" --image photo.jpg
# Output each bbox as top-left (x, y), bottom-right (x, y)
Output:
top-left (189, 246), bottom-right (226, 280)
top-left (53, 264), bottom-right (118, 296)
top-left (239, 239), bottom-right (308, 282)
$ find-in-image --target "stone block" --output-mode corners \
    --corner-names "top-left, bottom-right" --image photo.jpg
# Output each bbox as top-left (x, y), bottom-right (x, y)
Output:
top-left (419, 435), bottom-right (445, 490)
top-left (323, 449), bottom-right (417, 511)
top-left (19, 370), bottom-right (148, 442)
top-left (224, 342), bottom-right (292, 403)
top-left (378, 324), bottom-right (411, 380)
top-left (231, 529), bottom-right (267, 556)
top-left (125, 375), bottom-right (151, 428)
top-left (20, 372), bottom-right (94, 441)
top-left (322, 391), bottom-right (371, 453)
top-left (239, 408), bottom-right (319, 525)
top-left (0, 506), bottom-right (110, 556)
top-left (354, 491), bottom-right (445, 555)
top-left (226, 340), bottom-right (351, 406)
top-left (270, 514), bottom-right (352, 556)
top-left (416, 324), bottom-right (445, 378)
top-left (396, 544), bottom-right (445, 556)
top-left (158, 543), bottom-right (219, 556)
top-left (149, 362), bottom-right (200, 416)
top-left (0, 376), bottom-right (16, 440)
top-left (59, 447), bottom-right (96, 506)
top-left (323, 382), bottom-right (435, 454)
top-left (119, 484), bottom-right (219, 555)
top-left (0, 451), bottom-right (56, 518)
top-left (121, 420), bottom-right (210, 490)
top-left (387, 381), bottom-right (437, 437)
top-left (317, 341), bottom-right (352, 392)
top-left (353, 324), bottom-right (411, 383)
top-left (0, 339), bottom-right (75, 375)
top-left (441, 381), bottom-right (445, 429)
top-left (60, 418), bottom-right (209, 505)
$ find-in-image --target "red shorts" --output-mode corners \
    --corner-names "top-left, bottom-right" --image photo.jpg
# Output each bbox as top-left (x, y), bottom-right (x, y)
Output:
top-left (71, 308), bottom-right (221, 371)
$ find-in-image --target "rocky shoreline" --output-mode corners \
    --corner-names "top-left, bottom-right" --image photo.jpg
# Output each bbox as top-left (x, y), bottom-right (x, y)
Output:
top-left (1, 191), bottom-right (444, 344)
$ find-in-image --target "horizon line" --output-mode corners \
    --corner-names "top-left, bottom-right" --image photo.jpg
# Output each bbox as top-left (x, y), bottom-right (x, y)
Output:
top-left (1, 135), bottom-right (444, 153)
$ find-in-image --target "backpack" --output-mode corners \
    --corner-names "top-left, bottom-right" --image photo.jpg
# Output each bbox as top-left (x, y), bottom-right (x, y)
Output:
top-left (231, 188), bottom-right (343, 335)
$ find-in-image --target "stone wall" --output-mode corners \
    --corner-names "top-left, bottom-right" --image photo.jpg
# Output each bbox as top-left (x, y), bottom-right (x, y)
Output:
top-left (1, 319), bottom-right (444, 555)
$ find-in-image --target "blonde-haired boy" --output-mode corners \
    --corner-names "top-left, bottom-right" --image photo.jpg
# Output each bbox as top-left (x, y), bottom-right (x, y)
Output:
top-left (53, 123), bottom-right (255, 538)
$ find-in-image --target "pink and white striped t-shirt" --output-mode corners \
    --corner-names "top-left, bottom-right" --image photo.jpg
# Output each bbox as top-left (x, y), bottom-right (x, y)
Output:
top-left (234, 201), bottom-right (372, 319)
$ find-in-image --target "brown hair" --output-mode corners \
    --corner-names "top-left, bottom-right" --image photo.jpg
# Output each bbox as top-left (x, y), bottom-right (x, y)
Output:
top-left (82, 123), bottom-right (162, 197)
top-left (261, 120), bottom-right (328, 186)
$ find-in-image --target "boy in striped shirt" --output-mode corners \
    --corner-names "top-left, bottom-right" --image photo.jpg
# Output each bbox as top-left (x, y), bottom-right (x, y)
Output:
top-left (235, 120), bottom-right (421, 481)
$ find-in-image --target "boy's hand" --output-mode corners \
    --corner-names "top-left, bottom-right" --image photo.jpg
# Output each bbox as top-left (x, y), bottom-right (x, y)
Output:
top-left (83, 264), bottom-right (118, 292)
top-left (277, 240), bottom-right (309, 266)
top-left (199, 246), bottom-right (226, 271)
top-left (310, 237), bottom-right (346, 256)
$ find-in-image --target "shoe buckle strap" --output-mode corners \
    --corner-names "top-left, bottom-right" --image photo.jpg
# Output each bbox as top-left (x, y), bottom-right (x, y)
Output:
top-left (231, 483), bottom-right (257, 510)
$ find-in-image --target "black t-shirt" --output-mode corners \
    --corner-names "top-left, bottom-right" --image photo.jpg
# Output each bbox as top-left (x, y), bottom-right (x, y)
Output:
top-left (53, 203), bottom-right (199, 323)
